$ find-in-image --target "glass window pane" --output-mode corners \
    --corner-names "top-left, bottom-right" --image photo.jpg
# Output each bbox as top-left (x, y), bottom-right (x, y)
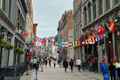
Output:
top-left (2, 0), bottom-right (5, 11)
top-left (98, 0), bottom-right (103, 15)
top-left (93, 0), bottom-right (96, 19)
top-left (88, 3), bottom-right (91, 22)
top-left (84, 7), bottom-right (87, 25)
top-left (113, 0), bottom-right (120, 5)
top-left (105, 0), bottom-right (110, 11)
top-left (9, 0), bottom-right (11, 17)
top-left (0, 0), bottom-right (1, 8)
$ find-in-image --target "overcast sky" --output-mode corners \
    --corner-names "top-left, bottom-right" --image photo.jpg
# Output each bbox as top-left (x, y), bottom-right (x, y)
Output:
top-left (32, 0), bottom-right (73, 38)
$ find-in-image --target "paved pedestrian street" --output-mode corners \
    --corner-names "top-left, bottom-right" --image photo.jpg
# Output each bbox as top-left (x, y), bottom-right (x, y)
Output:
top-left (21, 65), bottom-right (98, 80)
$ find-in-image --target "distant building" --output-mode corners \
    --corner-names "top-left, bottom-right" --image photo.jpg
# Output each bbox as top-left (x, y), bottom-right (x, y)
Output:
top-left (57, 10), bottom-right (74, 60)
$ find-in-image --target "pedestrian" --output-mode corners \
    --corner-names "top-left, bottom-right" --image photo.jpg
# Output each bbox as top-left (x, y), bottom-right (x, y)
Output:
top-left (76, 58), bottom-right (81, 72)
top-left (31, 57), bottom-right (39, 80)
top-left (63, 59), bottom-right (68, 72)
top-left (49, 58), bottom-right (52, 67)
top-left (26, 50), bottom-right (32, 75)
top-left (115, 60), bottom-right (120, 80)
top-left (40, 58), bottom-right (44, 72)
top-left (100, 57), bottom-right (110, 80)
top-left (69, 59), bottom-right (74, 72)
top-left (109, 60), bottom-right (116, 80)
top-left (44, 58), bottom-right (48, 67)
top-left (53, 60), bottom-right (56, 68)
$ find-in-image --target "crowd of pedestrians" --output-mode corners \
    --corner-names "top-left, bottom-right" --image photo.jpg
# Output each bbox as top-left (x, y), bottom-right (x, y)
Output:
top-left (62, 58), bottom-right (82, 72)
top-left (100, 57), bottom-right (120, 80)
top-left (26, 54), bottom-right (120, 80)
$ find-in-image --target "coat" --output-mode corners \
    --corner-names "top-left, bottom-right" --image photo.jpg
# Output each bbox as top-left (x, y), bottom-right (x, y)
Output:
top-left (63, 60), bottom-right (68, 68)
top-left (100, 63), bottom-right (110, 80)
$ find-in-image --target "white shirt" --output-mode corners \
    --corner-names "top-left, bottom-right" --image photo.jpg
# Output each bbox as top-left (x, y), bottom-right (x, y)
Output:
top-left (115, 62), bottom-right (120, 68)
top-left (76, 59), bottom-right (81, 65)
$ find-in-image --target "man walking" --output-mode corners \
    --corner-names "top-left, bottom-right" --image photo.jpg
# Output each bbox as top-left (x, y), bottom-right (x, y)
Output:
top-left (69, 59), bottom-right (74, 72)
top-left (63, 59), bottom-right (68, 72)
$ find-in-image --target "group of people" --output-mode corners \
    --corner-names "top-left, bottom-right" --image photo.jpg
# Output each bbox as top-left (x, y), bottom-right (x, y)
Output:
top-left (63, 58), bottom-right (81, 72)
top-left (100, 57), bottom-right (120, 80)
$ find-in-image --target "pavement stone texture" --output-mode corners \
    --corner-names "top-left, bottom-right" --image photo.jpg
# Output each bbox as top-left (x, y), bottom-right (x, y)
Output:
top-left (20, 64), bottom-right (98, 80)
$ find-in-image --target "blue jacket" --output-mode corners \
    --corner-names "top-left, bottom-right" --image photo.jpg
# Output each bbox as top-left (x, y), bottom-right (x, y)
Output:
top-left (100, 63), bottom-right (110, 80)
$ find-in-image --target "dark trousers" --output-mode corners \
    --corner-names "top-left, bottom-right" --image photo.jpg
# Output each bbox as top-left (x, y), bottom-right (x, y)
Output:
top-left (110, 72), bottom-right (116, 80)
top-left (78, 65), bottom-right (81, 72)
top-left (117, 68), bottom-right (120, 80)
top-left (65, 68), bottom-right (67, 72)
top-left (70, 66), bottom-right (73, 72)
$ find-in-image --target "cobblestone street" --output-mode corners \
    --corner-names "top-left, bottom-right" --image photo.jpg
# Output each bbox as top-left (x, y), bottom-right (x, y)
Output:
top-left (20, 65), bottom-right (97, 80)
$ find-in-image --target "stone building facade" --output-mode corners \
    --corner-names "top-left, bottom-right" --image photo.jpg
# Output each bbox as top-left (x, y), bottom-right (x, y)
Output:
top-left (0, 0), bottom-right (34, 74)
top-left (74, 0), bottom-right (120, 68)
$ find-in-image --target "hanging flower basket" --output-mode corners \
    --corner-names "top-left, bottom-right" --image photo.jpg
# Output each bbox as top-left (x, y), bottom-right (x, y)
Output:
top-left (0, 38), bottom-right (7, 48)
top-left (15, 48), bottom-right (24, 54)
top-left (5, 42), bottom-right (14, 49)
top-left (0, 38), bottom-right (14, 49)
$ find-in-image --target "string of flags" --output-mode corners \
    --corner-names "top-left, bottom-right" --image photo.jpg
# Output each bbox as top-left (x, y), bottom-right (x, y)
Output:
top-left (57, 16), bottom-right (119, 48)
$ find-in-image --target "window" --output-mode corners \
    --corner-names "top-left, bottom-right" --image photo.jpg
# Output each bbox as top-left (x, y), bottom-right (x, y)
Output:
top-left (105, 0), bottom-right (110, 11)
top-left (9, 0), bottom-right (11, 18)
top-left (1, 0), bottom-right (11, 17)
top-left (98, 0), bottom-right (103, 15)
top-left (92, 0), bottom-right (96, 19)
top-left (0, 0), bottom-right (2, 8)
top-left (84, 7), bottom-right (87, 25)
top-left (2, 0), bottom-right (6, 11)
top-left (88, 3), bottom-right (91, 22)
top-left (113, 0), bottom-right (119, 5)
